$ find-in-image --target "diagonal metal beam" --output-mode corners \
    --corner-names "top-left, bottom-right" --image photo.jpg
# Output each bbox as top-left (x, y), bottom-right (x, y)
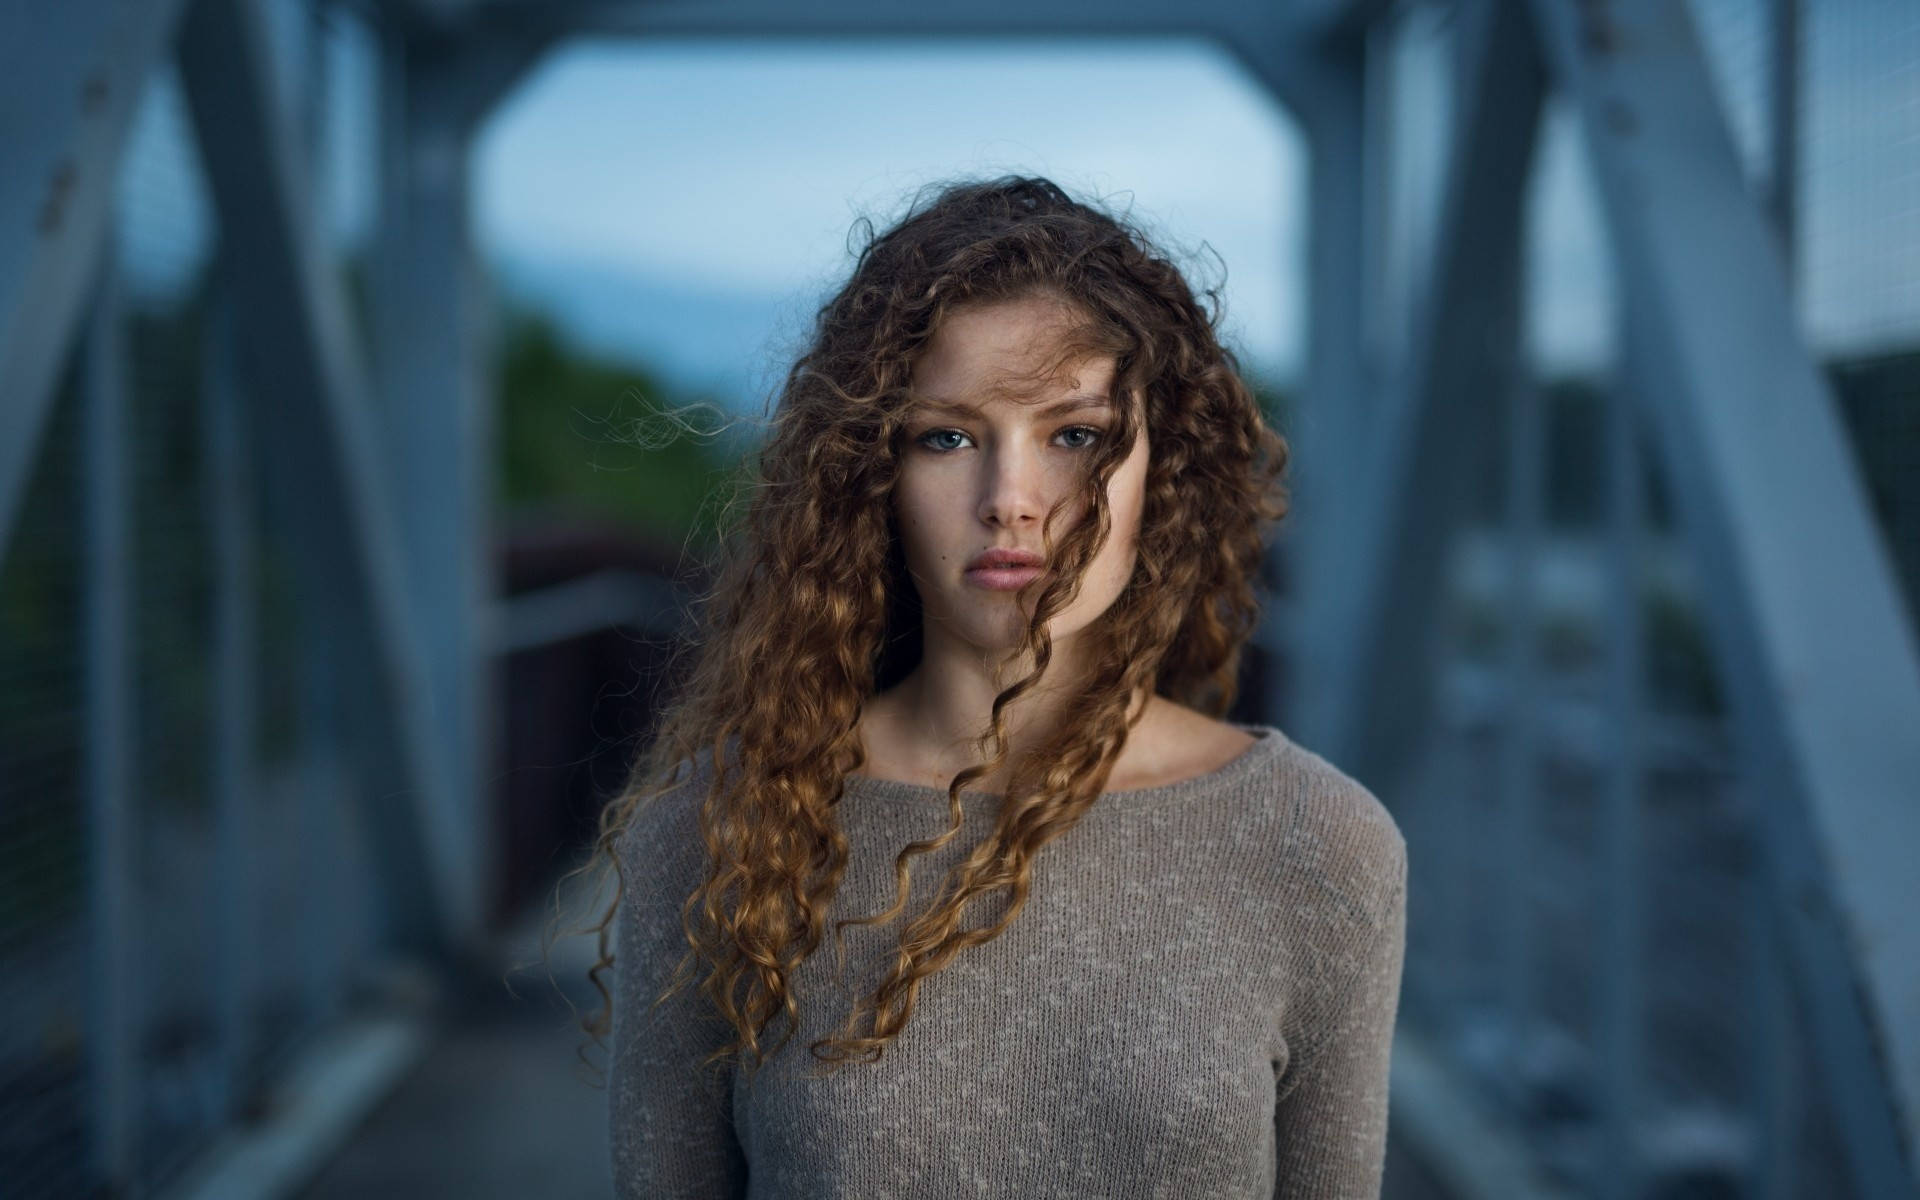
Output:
top-left (1526, 0), bottom-right (1920, 1190)
top-left (0, 0), bottom-right (189, 565)
top-left (1314, 0), bottom-right (1547, 791)
top-left (177, 0), bottom-right (474, 955)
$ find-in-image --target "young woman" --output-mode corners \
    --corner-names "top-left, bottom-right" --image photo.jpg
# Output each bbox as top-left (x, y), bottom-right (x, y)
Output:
top-left (579, 176), bottom-right (1408, 1198)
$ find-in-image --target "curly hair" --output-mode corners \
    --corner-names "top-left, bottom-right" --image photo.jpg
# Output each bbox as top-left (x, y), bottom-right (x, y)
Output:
top-left (560, 175), bottom-right (1289, 1080)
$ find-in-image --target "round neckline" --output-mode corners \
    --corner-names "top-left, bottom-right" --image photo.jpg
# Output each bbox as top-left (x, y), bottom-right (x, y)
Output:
top-left (842, 722), bottom-right (1288, 813)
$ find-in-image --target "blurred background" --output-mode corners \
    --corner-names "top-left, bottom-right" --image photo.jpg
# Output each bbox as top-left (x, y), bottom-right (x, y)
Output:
top-left (2, 0), bottom-right (1916, 1197)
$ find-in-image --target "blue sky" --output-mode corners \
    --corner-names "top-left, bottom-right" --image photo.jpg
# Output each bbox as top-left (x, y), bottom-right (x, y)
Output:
top-left (473, 38), bottom-right (1305, 401)
top-left (110, 3), bottom-right (1918, 410)
top-left (467, 2), bottom-right (1919, 404)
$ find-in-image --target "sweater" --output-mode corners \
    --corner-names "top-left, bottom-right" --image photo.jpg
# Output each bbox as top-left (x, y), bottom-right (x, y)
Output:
top-left (609, 723), bottom-right (1408, 1199)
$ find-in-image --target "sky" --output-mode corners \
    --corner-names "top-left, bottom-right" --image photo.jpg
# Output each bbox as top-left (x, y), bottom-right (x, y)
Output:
top-left (109, 0), bottom-right (1919, 410)
top-left (472, 38), bottom-right (1305, 400)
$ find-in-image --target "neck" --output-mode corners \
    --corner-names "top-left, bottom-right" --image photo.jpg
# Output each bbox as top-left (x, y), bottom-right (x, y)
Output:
top-left (876, 631), bottom-right (1149, 789)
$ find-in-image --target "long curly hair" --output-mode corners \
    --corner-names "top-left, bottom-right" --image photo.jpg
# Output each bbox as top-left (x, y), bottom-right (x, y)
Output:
top-left (562, 175), bottom-right (1288, 1079)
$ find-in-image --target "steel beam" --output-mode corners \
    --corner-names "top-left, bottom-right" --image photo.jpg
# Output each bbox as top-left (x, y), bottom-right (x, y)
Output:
top-left (370, 22), bottom-right (548, 952)
top-left (176, 0), bottom-right (472, 955)
top-left (81, 242), bottom-right (137, 1197)
top-left (1597, 301), bottom-right (1650, 1199)
top-left (1494, 373), bottom-right (1546, 1065)
top-left (1314, 0), bottom-right (1546, 792)
top-left (1268, 23), bottom-right (1368, 740)
top-left (456, 0), bottom-right (1327, 115)
top-left (0, 0), bottom-right (189, 565)
top-left (1766, 0), bottom-right (1801, 263)
top-left (1285, 0), bottom-right (1402, 47)
top-left (473, 0), bottom-right (1248, 38)
top-left (382, 20), bottom-right (555, 135)
top-left (203, 293), bottom-right (258, 1119)
top-left (1526, 0), bottom-right (1920, 1189)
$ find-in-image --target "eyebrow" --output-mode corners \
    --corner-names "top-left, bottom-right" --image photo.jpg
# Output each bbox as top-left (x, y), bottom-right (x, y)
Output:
top-left (908, 393), bottom-right (1114, 420)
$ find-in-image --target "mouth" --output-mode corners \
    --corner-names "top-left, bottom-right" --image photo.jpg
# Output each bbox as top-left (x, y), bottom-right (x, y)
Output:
top-left (964, 564), bottom-right (1046, 591)
top-left (964, 548), bottom-right (1045, 591)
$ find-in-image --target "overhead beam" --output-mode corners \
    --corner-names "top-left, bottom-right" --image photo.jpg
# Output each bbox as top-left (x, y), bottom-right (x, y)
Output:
top-left (0, 0), bottom-right (189, 564)
top-left (382, 18), bottom-right (556, 134)
top-left (1285, 0), bottom-right (1400, 46)
top-left (1526, 0), bottom-right (1920, 1189)
top-left (473, 0), bottom-right (1247, 37)
top-left (177, 0), bottom-right (474, 955)
top-left (1314, 0), bottom-right (1546, 791)
top-left (457, 0), bottom-right (1329, 114)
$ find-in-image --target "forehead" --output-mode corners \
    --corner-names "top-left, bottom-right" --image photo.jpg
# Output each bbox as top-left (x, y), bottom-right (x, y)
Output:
top-left (911, 296), bottom-right (1118, 408)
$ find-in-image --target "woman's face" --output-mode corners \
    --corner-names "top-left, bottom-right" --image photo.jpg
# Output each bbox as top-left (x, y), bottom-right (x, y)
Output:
top-left (893, 293), bottom-right (1149, 660)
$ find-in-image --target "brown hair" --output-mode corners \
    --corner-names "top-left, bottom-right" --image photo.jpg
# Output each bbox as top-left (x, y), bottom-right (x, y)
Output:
top-left (562, 175), bottom-right (1288, 1077)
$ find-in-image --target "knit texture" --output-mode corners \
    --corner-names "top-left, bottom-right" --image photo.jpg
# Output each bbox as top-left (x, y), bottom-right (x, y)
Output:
top-left (609, 724), bottom-right (1407, 1199)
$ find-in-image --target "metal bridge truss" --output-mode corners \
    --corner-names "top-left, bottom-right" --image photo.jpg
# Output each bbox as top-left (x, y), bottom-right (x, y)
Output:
top-left (0, 0), bottom-right (1912, 1194)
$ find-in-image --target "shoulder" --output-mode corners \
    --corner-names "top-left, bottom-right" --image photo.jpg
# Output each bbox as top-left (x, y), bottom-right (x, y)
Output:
top-left (613, 749), bottom-right (723, 908)
top-left (1261, 732), bottom-right (1407, 930)
top-left (1112, 698), bottom-right (1260, 790)
top-left (1252, 735), bottom-right (1407, 1058)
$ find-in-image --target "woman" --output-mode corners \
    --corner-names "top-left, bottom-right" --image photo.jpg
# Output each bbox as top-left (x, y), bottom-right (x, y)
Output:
top-left (578, 176), bottom-right (1407, 1198)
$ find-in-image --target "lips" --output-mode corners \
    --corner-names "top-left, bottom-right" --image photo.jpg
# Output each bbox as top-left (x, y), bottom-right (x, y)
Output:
top-left (964, 548), bottom-right (1046, 592)
top-left (966, 548), bottom-right (1044, 571)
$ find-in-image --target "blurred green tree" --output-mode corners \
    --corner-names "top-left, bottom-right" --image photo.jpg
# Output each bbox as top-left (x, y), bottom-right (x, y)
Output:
top-left (494, 308), bottom-right (745, 548)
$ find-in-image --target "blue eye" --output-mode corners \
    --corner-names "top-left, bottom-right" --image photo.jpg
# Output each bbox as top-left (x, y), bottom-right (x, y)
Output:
top-left (916, 429), bottom-right (971, 453)
top-left (911, 425), bottom-right (1105, 454)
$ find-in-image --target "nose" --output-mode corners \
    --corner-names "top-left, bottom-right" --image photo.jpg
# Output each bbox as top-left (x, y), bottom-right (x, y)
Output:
top-left (976, 441), bottom-right (1048, 530)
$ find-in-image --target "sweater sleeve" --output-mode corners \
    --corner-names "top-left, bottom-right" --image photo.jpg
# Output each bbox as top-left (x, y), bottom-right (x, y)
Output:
top-left (608, 789), bottom-right (750, 1199)
top-left (1271, 786), bottom-right (1409, 1199)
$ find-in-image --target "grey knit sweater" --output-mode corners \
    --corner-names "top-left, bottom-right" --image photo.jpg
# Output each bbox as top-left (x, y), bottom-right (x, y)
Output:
top-left (609, 724), bottom-right (1408, 1199)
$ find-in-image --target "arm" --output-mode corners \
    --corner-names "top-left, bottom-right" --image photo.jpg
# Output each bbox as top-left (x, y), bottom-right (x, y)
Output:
top-left (1272, 834), bottom-right (1408, 1199)
top-left (609, 805), bottom-right (750, 1199)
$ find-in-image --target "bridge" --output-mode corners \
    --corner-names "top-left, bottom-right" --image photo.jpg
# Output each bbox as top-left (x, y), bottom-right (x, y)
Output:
top-left (1, 0), bottom-right (1914, 1196)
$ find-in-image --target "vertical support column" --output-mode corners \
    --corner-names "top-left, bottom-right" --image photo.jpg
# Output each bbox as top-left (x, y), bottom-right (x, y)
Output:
top-left (373, 29), bottom-right (488, 941)
top-left (82, 240), bottom-right (138, 1196)
top-left (1496, 372), bottom-right (1545, 1054)
top-left (1753, 839), bottom-right (1801, 1198)
top-left (305, 0), bottom-right (329, 165)
top-left (204, 288), bottom-right (258, 1117)
top-left (371, 25), bottom-right (548, 941)
top-left (1307, 0), bottom-right (1545, 795)
top-left (1597, 313), bottom-right (1650, 1199)
top-left (1358, 14), bottom-right (1396, 386)
top-left (1283, 31), bottom-right (1369, 745)
top-left (1766, 0), bottom-right (1800, 272)
top-left (298, 586), bottom-right (349, 1028)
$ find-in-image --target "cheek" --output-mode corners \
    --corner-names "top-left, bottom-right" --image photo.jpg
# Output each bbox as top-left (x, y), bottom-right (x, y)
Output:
top-left (1106, 454), bottom-right (1149, 551)
top-left (892, 480), bottom-right (943, 562)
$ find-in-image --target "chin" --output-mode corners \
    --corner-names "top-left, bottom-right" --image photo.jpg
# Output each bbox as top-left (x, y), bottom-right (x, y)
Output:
top-left (969, 620), bottom-right (1037, 656)
top-left (932, 590), bottom-right (1112, 661)
top-left (996, 616), bottom-right (1104, 660)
